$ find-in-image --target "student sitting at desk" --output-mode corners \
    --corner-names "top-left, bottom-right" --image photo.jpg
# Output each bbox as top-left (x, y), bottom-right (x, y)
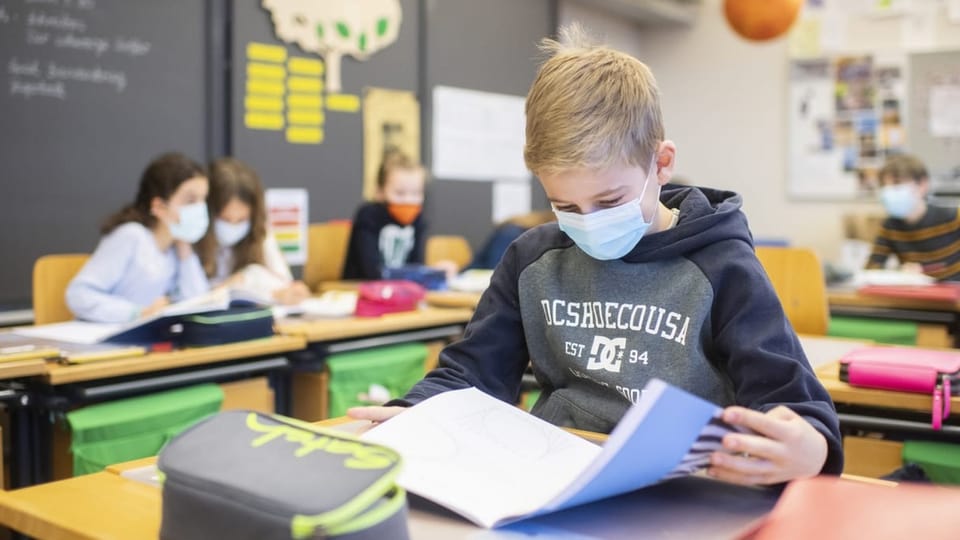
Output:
top-left (350, 25), bottom-right (843, 486)
top-left (468, 210), bottom-right (556, 270)
top-left (867, 154), bottom-right (960, 280)
top-left (197, 157), bottom-right (310, 305)
top-left (343, 152), bottom-right (454, 280)
top-left (66, 152), bottom-right (210, 322)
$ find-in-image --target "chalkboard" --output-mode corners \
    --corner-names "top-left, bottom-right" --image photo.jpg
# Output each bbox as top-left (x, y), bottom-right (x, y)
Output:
top-left (421, 0), bottom-right (555, 250)
top-left (0, 0), bottom-right (211, 307)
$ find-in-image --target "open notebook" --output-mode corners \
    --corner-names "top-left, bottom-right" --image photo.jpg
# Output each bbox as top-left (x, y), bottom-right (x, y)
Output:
top-left (360, 378), bottom-right (739, 528)
top-left (11, 288), bottom-right (249, 345)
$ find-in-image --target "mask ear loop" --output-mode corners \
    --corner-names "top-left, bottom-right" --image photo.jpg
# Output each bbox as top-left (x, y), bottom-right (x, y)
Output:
top-left (638, 154), bottom-right (660, 224)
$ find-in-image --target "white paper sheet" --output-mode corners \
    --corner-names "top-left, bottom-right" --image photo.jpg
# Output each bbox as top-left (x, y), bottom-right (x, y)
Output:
top-left (491, 180), bottom-right (531, 224)
top-left (432, 86), bottom-right (529, 182)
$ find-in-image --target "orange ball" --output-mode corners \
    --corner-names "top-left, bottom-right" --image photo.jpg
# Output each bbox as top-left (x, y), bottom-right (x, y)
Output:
top-left (724, 0), bottom-right (803, 41)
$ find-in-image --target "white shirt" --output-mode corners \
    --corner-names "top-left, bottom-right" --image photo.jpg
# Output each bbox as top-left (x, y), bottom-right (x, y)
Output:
top-left (66, 222), bottom-right (209, 322)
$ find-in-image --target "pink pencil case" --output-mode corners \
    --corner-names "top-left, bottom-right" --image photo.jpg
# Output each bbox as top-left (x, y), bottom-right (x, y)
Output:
top-left (839, 346), bottom-right (960, 430)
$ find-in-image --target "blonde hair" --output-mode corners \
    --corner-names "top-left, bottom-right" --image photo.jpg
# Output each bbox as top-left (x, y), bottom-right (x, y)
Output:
top-left (376, 151), bottom-right (426, 190)
top-left (524, 24), bottom-right (664, 176)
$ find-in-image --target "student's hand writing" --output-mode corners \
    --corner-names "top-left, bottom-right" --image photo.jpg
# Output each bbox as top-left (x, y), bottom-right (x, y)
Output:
top-left (431, 260), bottom-right (460, 281)
top-left (900, 262), bottom-right (924, 274)
top-left (346, 405), bottom-right (407, 433)
top-left (140, 296), bottom-right (170, 318)
top-left (708, 405), bottom-right (827, 486)
top-left (272, 281), bottom-right (311, 305)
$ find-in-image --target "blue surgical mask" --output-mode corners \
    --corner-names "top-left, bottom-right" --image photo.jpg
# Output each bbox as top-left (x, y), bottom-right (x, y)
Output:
top-left (880, 183), bottom-right (919, 219)
top-left (215, 218), bottom-right (251, 247)
top-left (554, 163), bottom-right (660, 260)
top-left (168, 201), bottom-right (210, 243)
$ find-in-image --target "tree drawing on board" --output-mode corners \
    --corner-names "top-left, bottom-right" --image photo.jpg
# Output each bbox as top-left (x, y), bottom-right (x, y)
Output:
top-left (261, 0), bottom-right (402, 93)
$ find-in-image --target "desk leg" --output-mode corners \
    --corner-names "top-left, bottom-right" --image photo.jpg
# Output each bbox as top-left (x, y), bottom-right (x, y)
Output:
top-left (10, 397), bottom-right (32, 488)
top-left (270, 369), bottom-right (291, 416)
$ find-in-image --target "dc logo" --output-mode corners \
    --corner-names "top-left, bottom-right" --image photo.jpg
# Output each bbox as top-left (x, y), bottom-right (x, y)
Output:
top-left (586, 336), bottom-right (626, 373)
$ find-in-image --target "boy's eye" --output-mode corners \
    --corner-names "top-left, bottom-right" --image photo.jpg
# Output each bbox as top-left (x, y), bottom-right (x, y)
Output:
top-left (598, 197), bottom-right (622, 207)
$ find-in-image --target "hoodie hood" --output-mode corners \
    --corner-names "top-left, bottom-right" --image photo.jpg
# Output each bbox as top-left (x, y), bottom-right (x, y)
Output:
top-left (621, 185), bottom-right (753, 263)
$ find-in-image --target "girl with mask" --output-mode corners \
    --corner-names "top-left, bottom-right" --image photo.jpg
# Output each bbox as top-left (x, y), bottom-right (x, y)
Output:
top-left (66, 152), bottom-right (211, 322)
top-left (867, 154), bottom-right (960, 280)
top-left (342, 152), bottom-right (438, 280)
top-left (197, 157), bottom-right (309, 305)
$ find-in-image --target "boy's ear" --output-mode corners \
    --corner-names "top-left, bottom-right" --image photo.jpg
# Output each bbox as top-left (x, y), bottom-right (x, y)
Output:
top-left (654, 141), bottom-right (677, 186)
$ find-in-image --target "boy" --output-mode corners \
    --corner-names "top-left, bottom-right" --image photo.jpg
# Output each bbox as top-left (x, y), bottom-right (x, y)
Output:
top-left (867, 154), bottom-right (960, 280)
top-left (351, 26), bottom-right (842, 485)
top-left (342, 152), bottom-right (430, 280)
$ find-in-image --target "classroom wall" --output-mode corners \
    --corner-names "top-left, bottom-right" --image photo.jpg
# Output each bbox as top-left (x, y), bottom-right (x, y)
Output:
top-left (560, 0), bottom-right (960, 263)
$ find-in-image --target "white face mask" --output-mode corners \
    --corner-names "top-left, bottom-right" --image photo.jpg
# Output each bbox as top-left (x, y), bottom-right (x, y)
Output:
top-left (552, 158), bottom-right (659, 260)
top-left (879, 183), bottom-right (920, 219)
top-left (215, 219), bottom-right (251, 247)
top-left (167, 201), bottom-right (210, 243)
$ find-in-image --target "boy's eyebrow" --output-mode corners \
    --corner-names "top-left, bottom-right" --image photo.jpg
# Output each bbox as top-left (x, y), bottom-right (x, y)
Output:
top-left (549, 186), bottom-right (628, 205)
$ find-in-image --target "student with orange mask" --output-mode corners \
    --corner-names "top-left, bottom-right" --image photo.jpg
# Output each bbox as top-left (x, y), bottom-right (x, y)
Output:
top-left (342, 152), bottom-right (431, 280)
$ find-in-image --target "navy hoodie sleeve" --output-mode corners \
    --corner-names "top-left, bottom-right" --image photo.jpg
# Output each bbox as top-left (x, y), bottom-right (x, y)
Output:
top-left (395, 240), bottom-right (530, 405)
top-left (692, 239), bottom-right (844, 475)
top-left (346, 204), bottom-right (386, 280)
top-left (408, 214), bottom-right (426, 265)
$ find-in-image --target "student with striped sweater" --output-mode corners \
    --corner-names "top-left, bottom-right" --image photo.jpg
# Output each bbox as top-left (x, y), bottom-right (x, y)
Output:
top-left (868, 154), bottom-right (960, 281)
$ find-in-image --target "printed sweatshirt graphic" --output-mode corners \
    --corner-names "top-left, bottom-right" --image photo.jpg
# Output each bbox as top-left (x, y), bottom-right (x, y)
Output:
top-left (401, 186), bottom-right (844, 475)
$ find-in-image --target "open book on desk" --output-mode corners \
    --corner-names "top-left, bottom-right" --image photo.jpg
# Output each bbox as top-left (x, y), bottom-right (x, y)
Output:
top-left (11, 288), bottom-right (258, 346)
top-left (360, 378), bottom-right (738, 529)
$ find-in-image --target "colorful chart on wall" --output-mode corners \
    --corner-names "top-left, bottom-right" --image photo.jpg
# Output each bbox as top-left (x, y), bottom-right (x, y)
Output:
top-left (243, 0), bottom-right (402, 144)
top-left (265, 188), bottom-right (309, 265)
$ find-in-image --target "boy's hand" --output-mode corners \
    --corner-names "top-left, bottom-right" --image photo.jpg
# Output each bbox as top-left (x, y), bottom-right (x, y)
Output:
top-left (347, 405), bottom-right (407, 422)
top-left (346, 405), bottom-right (407, 434)
top-left (708, 405), bottom-right (827, 486)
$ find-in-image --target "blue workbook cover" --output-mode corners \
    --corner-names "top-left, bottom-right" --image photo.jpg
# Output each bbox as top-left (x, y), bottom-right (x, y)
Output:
top-left (361, 378), bottom-right (735, 528)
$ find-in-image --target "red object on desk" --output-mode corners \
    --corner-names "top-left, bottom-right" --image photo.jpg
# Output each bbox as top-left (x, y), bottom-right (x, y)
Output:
top-left (747, 476), bottom-right (960, 539)
top-left (150, 342), bottom-right (174, 353)
top-left (857, 283), bottom-right (960, 302)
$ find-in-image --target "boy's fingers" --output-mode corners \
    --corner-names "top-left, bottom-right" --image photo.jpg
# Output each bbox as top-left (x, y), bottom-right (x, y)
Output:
top-left (707, 464), bottom-right (779, 486)
top-left (710, 451), bottom-right (777, 476)
top-left (722, 406), bottom-right (795, 441)
top-left (721, 433), bottom-right (786, 463)
top-left (346, 406), bottom-right (407, 422)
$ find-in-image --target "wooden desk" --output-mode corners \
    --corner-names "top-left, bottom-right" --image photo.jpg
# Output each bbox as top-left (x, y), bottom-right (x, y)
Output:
top-left (827, 288), bottom-right (959, 347)
top-left (317, 280), bottom-right (484, 311)
top-left (0, 419), bottom-right (777, 540)
top-left (43, 335), bottom-right (306, 385)
top-left (424, 291), bottom-right (482, 310)
top-left (277, 307), bottom-right (473, 342)
top-left (0, 358), bottom-right (47, 380)
top-left (809, 339), bottom-right (960, 478)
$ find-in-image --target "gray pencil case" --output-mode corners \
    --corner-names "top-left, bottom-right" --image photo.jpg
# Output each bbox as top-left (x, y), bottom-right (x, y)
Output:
top-left (157, 410), bottom-right (408, 540)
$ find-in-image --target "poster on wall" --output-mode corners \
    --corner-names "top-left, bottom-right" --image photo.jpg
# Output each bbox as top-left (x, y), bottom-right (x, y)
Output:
top-left (362, 88), bottom-right (421, 200)
top-left (265, 188), bottom-right (309, 265)
top-left (432, 86), bottom-right (529, 182)
top-left (788, 53), bottom-right (906, 199)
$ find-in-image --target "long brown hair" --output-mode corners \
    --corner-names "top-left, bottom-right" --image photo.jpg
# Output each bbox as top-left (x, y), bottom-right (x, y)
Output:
top-left (197, 157), bottom-right (267, 277)
top-left (101, 152), bottom-right (206, 235)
